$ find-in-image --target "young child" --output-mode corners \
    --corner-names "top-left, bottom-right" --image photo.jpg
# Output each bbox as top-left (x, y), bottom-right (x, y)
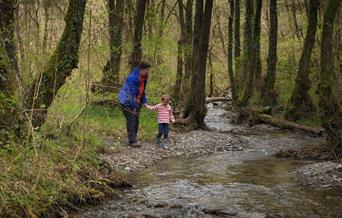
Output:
top-left (146, 95), bottom-right (175, 149)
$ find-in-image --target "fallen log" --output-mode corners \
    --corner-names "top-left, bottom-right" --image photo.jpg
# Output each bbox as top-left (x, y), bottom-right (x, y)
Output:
top-left (206, 97), bottom-right (231, 103)
top-left (257, 114), bottom-right (324, 135)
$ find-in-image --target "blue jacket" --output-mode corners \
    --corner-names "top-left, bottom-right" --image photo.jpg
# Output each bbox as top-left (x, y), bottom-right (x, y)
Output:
top-left (118, 67), bottom-right (148, 108)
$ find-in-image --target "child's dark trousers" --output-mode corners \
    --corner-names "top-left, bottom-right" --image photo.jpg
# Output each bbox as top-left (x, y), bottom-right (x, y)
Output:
top-left (157, 123), bottom-right (169, 139)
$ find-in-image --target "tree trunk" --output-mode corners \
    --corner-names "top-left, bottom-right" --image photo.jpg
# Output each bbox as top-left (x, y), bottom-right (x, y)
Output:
top-left (0, 0), bottom-right (19, 79)
top-left (262, 0), bottom-right (278, 106)
top-left (238, 0), bottom-right (255, 107)
top-left (233, 0), bottom-right (241, 59)
top-left (258, 114), bottom-right (324, 135)
top-left (42, 0), bottom-right (51, 58)
top-left (181, 0), bottom-right (193, 94)
top-left (318, 0), bottom-right (342, 153)
top-left (291, 0), bottom-right (304, 39)
top-left (173, 0), bottom-right (186, 103)
top-left (154, 0), bottom-right (166, 65)
top-left (101, 0), bottom-right (125, 92)
top-left (25, 0), bottom-right (87, 128)
top-left (253, 0), bottom-right (263, 90)
top-left (182, 0), bottom-right (213, 129)
top-left (285, 0), bottom-right (319, 120)
top-left (0, 11), bottom-right (25, 144)
top-left (228, 0), bottom-right (238, 104)
top-left (129, 0), bottom-right (147, 69)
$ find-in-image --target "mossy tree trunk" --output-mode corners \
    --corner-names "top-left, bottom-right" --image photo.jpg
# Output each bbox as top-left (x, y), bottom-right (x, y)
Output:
top-left (238, 0), bottom-right (255, 107)
top-left (262, 0), bottom-right (278, 106)
top-left (253, 0), bottom-right (263, 90)
top-left (101, 0), bottom-right (125, 92)
top-left (228, 0), bottom-right (238, 104)
top-left (0, 0), bottom-right (24, 146)
top-left (183, 0), bottom-right (213, 129)
top-left (25, 0), bottom-right (87, 128)
top-left (285, 0), bottom-right (319, 121)
top-left (0, 0), bottom-right (19, 81)
top-left (318, 0), bottom-right (342, 154)
top-left (129, 0), bottom-right (147, 69)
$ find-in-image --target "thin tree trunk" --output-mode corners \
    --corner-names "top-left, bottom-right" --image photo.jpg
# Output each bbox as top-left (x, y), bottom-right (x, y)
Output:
top-left (262, 0), bottom-right (278, 106)
top-left (101, 0), bottom-right (125, 91)
top-left (234, 0), bottom-right (240, 59)
top-left (174, 0), bottom-right (186, 103)
top-left (129, 0), bottom-right (147, 68)
top-left (42, 0), bottom-right (51, 58)
top-left (285, 0), bottom-right (319, 120)
top-left (318, 0), bottom-right (342, 153)
top-left (228, 0), bottom-right (238, 104)
top-left (180, 0), bottom-right (193, 94)
top-left (291, 0), bottom-right (304, 39)
top-left (25, 0), bottom-right (87, 128)
top-left (154, 0), bottom-right (166, 65)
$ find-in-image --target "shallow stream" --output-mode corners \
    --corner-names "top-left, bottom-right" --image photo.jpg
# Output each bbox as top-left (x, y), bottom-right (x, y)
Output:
top-left (74, 104), bottom-right (342, 217)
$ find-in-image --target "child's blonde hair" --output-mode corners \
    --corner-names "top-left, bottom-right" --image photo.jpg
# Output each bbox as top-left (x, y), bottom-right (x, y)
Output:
top-left (161, 94), bottom-right (170, 106)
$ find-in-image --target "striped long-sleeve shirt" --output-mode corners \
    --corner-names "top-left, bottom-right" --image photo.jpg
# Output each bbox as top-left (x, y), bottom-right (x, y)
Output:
top-left (146, 103), bottom-right (175, 124)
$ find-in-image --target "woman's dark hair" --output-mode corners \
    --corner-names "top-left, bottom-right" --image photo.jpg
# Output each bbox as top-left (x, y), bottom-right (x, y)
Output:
top-left (138, 61), bottom-right (151, 70)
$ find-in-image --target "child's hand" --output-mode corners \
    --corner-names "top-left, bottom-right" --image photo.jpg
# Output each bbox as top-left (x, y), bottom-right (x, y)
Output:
top-left (171, 119), bottom-right (176, 123)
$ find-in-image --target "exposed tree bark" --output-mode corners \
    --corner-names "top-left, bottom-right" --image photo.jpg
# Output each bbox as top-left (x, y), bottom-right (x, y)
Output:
top-left (262, 0), bottom-right (278, 106)
top-left (129, 0), bottom-right (147, 69)
top-left (318, 0), bottom-right (342, 153)
top-left (182, 0), bottom-right (213, 129)
top-left (233, 0), bottom-right (241, 59)
top-left (101, 0), bottom-right (125, 91)
top-left (285, 0), bottom-right (319, 120)
top-left (25, 0), bottom-right (87, 128)
top-left (238, 0), bottom-right (255, 107)
top-left (253, 0), bottom-right (263, 90)
top-left (228, 0), bottom-right (238, 104)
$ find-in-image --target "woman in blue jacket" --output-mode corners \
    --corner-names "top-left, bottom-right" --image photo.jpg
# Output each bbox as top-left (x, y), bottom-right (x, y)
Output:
top-left (118, 62), bottom-right (151, 147)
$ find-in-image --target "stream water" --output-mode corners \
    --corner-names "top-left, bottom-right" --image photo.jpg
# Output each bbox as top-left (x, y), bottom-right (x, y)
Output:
top-left (74, 104), bottom-right (342, 218)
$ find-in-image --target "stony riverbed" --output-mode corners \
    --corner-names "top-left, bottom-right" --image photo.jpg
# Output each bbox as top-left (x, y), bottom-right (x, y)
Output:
top-left (72, 103), bottom-right (342, 218)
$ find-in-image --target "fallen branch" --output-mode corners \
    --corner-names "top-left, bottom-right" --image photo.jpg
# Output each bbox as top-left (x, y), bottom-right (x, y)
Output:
top-left (206, 97), bottom-right (231, 103)
top-left (257, 114), bottom-right (324, 135)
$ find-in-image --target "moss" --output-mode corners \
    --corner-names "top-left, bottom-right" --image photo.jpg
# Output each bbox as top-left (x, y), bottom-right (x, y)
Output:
top-left (25, 0), bottom-right (87, 128)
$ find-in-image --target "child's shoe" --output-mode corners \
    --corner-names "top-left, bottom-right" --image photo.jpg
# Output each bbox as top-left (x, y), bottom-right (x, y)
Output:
top-left (156, 137), bottom-right (163, 148)
top-left (163, 139), bottom-right (169, 150)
